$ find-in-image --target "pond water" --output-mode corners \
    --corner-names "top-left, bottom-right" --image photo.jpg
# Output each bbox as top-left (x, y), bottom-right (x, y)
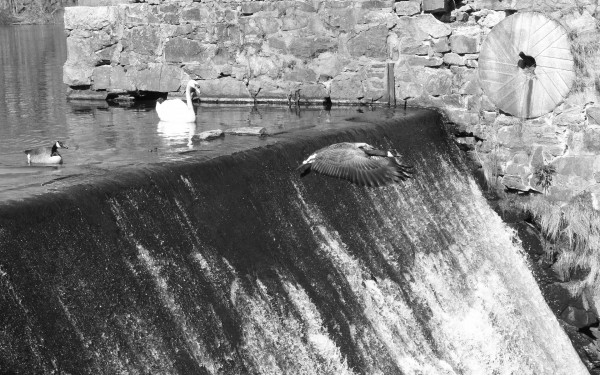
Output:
top-left (0, 23), bottom-right (385, 203)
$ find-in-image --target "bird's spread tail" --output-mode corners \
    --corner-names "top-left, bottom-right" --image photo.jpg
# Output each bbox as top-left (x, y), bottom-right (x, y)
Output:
top-left (392, 160), bottom-right (415, 181)
top-left (297, 163), bottom-right (312, 177)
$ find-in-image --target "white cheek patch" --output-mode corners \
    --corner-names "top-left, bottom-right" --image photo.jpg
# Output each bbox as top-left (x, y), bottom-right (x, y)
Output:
top-left (27, 154), bottom-right (31, 163)
top-left (387, 151), bottom-right (394, 157)
top-left (302, 153), bottom-right (317, 164)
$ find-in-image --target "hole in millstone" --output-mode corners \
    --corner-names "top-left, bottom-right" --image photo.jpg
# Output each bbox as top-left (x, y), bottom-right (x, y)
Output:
top-left (518, 51), bottom-right (537, 77)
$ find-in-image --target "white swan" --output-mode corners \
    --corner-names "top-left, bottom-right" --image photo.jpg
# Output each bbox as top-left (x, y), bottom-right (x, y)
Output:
top-left (156, 80), bottom-right (200, 123)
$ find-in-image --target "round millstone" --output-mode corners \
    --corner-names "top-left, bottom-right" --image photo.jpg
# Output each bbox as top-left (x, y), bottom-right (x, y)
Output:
top-left (478, 12), bottom-right (575, 119)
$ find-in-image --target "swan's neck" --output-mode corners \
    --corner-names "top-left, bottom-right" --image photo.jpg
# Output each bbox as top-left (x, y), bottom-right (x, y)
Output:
top-left (185, 83), bottom-right (194, 111)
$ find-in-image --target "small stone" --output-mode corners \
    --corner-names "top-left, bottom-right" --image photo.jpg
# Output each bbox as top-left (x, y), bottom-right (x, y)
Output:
top-left (450, 26), bottom-right (481, 54)
top-left (395, 1), bottom-right (420, 16)
top-left (587, 106), bottom-right (600, 125)
top-left (561, 306), bottom-right (598, 329)
top-left (224, 127), bottom-right (267, 136)
top-left (477, 11), bottom-right (506, 28)
top-left (454, 11), bottom-right (469, 22)
top-left (482, 111), bottom-right (497, 124)
top-left (422, 0), bottom-right (445, 13)
top-left (192, 129), bottom-right (224, 142)
top-left (501, 175), bottom-right (541, 193)
top-left (465, 60), bottom-right (479, 68)
top-left (431, 37), bottom-right (450, 53)
top-left (443, 52), bottom-right (465, 66)
top-left (402, 55), bottom-right (444, 67)
top-left (415, 14), bottom-right (452, 38)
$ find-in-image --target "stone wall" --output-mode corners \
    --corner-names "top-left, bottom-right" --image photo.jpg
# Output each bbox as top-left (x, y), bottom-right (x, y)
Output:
top-left (63, 0), bottom-right (600, 202)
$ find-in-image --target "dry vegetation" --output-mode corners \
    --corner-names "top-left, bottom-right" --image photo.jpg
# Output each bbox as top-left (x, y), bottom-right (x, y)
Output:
top-left (568, 29), bottom-right (600, 94)
top-left (523, 193), bottom-right (600, 296)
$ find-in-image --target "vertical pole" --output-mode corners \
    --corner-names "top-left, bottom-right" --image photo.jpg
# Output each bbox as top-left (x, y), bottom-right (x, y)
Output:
top-left (387, 62), bottom-right (396, 107)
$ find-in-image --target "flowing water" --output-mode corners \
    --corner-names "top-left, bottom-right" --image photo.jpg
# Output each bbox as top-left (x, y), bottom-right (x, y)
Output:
top-left (0, 24), bottom-right (588, 374)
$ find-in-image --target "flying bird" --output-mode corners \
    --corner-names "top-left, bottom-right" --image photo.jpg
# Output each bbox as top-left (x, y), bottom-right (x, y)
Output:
top-left (298, 142), bottom-right (413, 187)
top-left (24, 140), bottom-right (68, 164)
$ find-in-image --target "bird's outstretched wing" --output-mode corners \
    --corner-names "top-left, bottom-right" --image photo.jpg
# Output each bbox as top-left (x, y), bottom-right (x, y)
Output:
top-left (311, 147), bottom-right (412, 187)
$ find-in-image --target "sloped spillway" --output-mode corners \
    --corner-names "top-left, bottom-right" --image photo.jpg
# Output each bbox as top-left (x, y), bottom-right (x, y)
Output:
top-left (0, 108), bottom-right (586, 374)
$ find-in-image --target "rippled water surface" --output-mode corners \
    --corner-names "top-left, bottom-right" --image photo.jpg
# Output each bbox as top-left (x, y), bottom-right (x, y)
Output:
top-left (0, 24), bottom-right (385, 202)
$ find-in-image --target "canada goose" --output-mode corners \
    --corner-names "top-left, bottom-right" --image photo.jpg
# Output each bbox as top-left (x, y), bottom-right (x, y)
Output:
top-left (24, 140), bottom-right (68, 164)
top-left (155, 80), bottom-right (200, 123)
top-left (298, 142), bottom-right (414, 186)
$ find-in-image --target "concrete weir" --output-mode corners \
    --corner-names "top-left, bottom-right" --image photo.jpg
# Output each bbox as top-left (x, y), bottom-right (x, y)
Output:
top-left (0, 109), bottom-right (587, 373)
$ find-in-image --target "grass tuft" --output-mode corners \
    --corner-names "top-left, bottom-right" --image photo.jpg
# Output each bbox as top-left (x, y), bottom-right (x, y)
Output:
top-left (524, 193), bottom-right (600, 295)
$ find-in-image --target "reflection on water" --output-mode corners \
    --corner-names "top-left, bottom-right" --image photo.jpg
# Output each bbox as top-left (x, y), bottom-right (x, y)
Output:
top-left (0, 24), bottom-right (367, 202)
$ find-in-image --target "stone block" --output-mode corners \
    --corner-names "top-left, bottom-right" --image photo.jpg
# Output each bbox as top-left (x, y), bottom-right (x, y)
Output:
top-left (432, 37), bottom-right (450, 53)
top-left (359, 9), bottom-right (398, 26)
top-left (360, 0), bottom-right (395, 9)
top-left (477, 11), bottom-right (506, 28)
top-left (330, 72), bottom-right (364, 100)
top-left (322, 8), bottom-right (358, 32)
top-left (192, 130), bottom-right (224, 143)
top-left (122, 26), bottom-right (161, 56)
top-left (121, 3), bottom-right (161, 26)
top-left (482, 111), bottom-right (497, 124)
top-left (561, 306), bottom-right (598, 329)
top-left (281, 9), bottom-right (311, 31)
top-left (127, 64), bottom-right (184, 92)
top-left (283, 68), bottom-right (318, 83)
top-left (553, 156), bottom-right (597, 178)
top-left (583, 128), bottom-right (600, 153)
top-left (450, 27), bottom-right (481, 54)
top-left (63, 64), bottom-right (93, 86)
top-left (587, 106), bottom-right (600, 125)
top-left (181, 5), bottom-right (211, 23)
top-left (415, 14), bottom-right (452, 38)
top-left (92, 65), bottom-right (111, 90)
top-left (422, 0), bottom-right (445, 13)
top-left (553, 109), bottom-right (585, 127)
top-left (64, 5), bottom-right (119, 31)
top-left (443, 52), bottom-right (465, 65)
top-left (395, 1), bottom-right (421, 16)
top-left (420, 68), bottom-right (453, 96)
top-left (248, 77), bottom-right (288, 99)
top-left (399, 37), bottom-right (429, 55)
top-left (402, 55), bottom-right (444, 67)
top-left (397, 81), bottom-right (424, 99)
top-left (299, 83), bottom-right (328, 99)
top-left (156, 3), bottom-right (179, 24)
top-left (289, 37), bottom-right (337, 59)
top-left (451, 66), bottom-right (480, 94)
top-left (309, 52), bottom-right (349, 80)
top-left (466, 95), bottom-right (481, 111)
top-left (395, 16), bottom-right (429, 41)
top-left (564, 10), bottom-right (598, 34)
top-left (465, 60), bottom-right (478, 68)
top-left (348, 25), bottom-right (388, 60)
top-left (165, 38), bottom-right (214, 63)
top-left (199, 77), bottom-right (250, 98)
top-left (445, 108), bottom-right (480, 126)
top-left (472, 0), bottom-right (521, 10)
top-left (183, 63), bottom-right (220, 80)
top-left (110, 65), bottom-right (135, 91)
